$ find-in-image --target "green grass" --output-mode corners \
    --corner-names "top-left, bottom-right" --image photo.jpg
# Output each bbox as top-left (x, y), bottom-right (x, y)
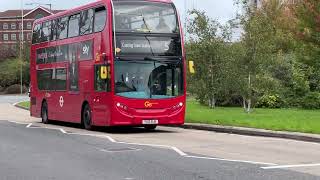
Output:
top-left (17, 100), bottom-right (320, 134)
top-left (18, 101), bottom-right (30, 109)
top-left (186, 100), bottom-right (320, 134)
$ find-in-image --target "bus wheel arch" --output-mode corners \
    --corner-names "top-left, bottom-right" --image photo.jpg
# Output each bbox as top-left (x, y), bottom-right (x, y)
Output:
top-left (41, 99), bottom-right (49, 124)
top-left (81, 101), bottom-right (93, 130)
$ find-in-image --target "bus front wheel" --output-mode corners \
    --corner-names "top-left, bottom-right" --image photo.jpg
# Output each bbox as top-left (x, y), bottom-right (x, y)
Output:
top-left (41, 102), bottom-right (49, 124)
top-left (82, 104), bottom-right (93, 130)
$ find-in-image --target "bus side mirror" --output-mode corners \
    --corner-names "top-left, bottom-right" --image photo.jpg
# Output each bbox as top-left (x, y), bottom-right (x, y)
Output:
top-left (189, 61), bottom-right (195, 74)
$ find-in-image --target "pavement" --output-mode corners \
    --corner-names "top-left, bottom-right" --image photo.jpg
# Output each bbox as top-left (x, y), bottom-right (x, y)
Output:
top-left (1, 95), bottom-right (320, 179)
top-left (181, 123), bottom-right (320, 143)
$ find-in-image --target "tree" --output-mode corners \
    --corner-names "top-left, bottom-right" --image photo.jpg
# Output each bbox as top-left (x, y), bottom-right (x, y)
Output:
top-left (295, 0), bottom-right (320, 92)
top-left (187, 10), bottom-right (232, 108)
top-left (236, 0), bottom-right (281, 112)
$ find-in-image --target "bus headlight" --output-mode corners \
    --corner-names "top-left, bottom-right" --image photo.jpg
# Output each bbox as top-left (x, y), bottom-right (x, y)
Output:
top-left (172, 102), bottom-right (184, 111)
top-left (116, 102), bottom-right (128, 111)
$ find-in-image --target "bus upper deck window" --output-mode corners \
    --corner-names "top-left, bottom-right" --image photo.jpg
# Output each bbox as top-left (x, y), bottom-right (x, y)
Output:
top-left (32, 24), bottom-right (41, 44)
top-left (57, 17), bottom-right (68, 40)
top-left (41, 21), bottom-right (51, 42)
top-left (68, 14), bottom-right (80, 38)
top-left (50, 20), bottom-right (58, 41)
top-left (80, 9), bottom-right (94, 35)
top-left (94, 6), bottom-right (106, 32)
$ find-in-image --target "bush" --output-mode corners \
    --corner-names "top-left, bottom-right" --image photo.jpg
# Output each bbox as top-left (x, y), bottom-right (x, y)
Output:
top-left (256, 94), bottom-right (283, 108)
top-left (5, 84), bottom-right (27, 94)
top-left (0, 86), bottom-right (4, 92)
top-left (301, 92), bottom-right (320, 109)
top-left (0, 58), bottom-right (29, 87)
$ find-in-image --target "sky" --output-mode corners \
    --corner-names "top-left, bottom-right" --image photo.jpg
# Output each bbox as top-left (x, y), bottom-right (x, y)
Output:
top-left (0, 0), bottom-right (240, 25)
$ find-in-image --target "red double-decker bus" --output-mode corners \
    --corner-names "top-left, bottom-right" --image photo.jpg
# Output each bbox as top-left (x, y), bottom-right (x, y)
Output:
top-left (29, 0), bottom-right (186, 130)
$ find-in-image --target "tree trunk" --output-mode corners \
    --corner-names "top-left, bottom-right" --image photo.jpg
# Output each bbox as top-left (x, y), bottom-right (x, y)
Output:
top-left (246, 71), bottom-right (252, 113)
top-left (242, 97), bottom-right (247, 111)
top-left (209, 57), bottom-right (215, 109)
top-left (212, 96), bottom-right (216, 109)
top-left (209, 96), bottom-right (216, 109)
top-left (246, 98), bottom-right (252, 113)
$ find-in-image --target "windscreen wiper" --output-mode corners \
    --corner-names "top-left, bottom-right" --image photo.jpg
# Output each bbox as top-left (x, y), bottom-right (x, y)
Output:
top-left (144, 56), bottom-right (182, 64)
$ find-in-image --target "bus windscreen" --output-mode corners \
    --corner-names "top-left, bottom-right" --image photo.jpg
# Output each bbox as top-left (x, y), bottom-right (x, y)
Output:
top-left (114, 60), bottom-right (183, 99)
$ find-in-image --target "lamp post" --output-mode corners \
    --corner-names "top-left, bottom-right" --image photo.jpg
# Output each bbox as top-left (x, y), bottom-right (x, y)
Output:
top-left (184, 0), bottom-right (187, 37)
top-left (20, 0), bottom-right (24, 94)
top-left (25, 3), bottom-right (52, 11)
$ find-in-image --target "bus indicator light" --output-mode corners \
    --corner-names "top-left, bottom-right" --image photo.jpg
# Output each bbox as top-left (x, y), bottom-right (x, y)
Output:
top-left (189, 61), bottom-right (195, 74)
top-left (100, 66), bottom-right (108, 79)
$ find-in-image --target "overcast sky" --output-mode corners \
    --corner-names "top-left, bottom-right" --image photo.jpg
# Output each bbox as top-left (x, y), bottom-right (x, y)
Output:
top-left (0, 0), bottom-right (240, 24)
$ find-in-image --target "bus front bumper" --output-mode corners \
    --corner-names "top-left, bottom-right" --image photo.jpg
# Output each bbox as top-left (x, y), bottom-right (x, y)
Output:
top-left (110, 105), bottom-right (185, 126)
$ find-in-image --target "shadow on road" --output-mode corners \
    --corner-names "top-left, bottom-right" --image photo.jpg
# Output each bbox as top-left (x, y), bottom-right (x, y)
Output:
top-left (47, 120), bottom-right (177, 134)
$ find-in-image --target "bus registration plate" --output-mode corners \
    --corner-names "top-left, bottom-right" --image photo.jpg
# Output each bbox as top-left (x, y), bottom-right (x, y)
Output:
top-left (142, 120), bottom-right (159, 125)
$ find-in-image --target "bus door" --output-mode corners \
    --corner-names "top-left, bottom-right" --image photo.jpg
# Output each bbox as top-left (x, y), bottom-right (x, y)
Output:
top-left (92, 64), bottom-right (112, 126)
top-left (53, 65), bottom-right (68, 121)
top-left (66, 43), bottom-right (82, 122)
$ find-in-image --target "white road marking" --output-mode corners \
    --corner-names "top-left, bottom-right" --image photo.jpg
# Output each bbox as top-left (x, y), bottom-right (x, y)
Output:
top-left (261, 163), bottom-right (320, 170)
top-left (116, 141), bottom-right (188, 156)
top-left (68, 133), bottom-right (117, 143)
top-left (59, 128), bottom-right (67, 134)
top-left (7, 120), bottom-right (278, 166)
top-left (117, 141), bottom-right (173, 149)
top-left (8, 120), bottom-right (29, 125)
top-left (26, 123), bottom-right (33, 128)
top-left (25, 123), bottom-right (68, 135)
top-left (172, 146), bottom-right (188, 156)
top-left (12, 100), bottom-right (29, 107)
top-left (186, 155), bottom-right (277, 166)
top-left (98, 147), bottom-right (141, 153)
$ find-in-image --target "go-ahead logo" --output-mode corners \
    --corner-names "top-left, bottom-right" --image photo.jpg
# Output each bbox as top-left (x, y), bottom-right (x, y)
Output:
top-left (144, 101), bottom-right (158, 108)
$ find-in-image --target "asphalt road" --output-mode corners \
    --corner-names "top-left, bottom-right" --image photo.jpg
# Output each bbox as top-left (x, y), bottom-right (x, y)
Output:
top-left (0, 95), bottom-right (320, 179)
top-left (0, 94), bottom-right (28, 104)
top-left (1, 121), bottom-right (319, 180)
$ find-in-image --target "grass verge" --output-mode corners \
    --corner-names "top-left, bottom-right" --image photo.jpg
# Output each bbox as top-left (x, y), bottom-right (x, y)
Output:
top-left (186, 100), bottom-right (320, 134)
top-left (17, 101), bottom-right (30, 109)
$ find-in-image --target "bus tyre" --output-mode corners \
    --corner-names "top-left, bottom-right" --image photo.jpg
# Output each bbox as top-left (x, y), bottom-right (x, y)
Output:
top-left (41, 102), bottom-right (49, 124)
top-left (83, 104), bottom-right (93, 130)
top-left (144, 125), bottom-right (157, 130)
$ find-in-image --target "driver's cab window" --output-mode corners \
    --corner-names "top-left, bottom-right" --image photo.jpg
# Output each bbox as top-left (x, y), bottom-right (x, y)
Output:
top-left (95, 65), bottom-right (111, 92)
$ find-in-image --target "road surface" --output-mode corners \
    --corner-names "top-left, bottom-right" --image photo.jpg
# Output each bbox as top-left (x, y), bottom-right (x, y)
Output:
top-left (0, 95), bottom-right (320, 179)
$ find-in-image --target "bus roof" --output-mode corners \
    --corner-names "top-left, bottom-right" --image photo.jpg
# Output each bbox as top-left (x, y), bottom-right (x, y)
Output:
top-left (34, 0), bottom-right (174, 24)
top-left (112, 0), bottom-right (173, 2)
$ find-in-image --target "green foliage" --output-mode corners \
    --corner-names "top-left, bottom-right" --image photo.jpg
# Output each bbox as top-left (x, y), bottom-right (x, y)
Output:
top-left (5, 84), bottom-right (27, 94)
top-left (0, 58), bottom-right (29, 87)
top-left (295, 0), bottom-right (320, 48)
top-left (256, 94), bottom-right (283, 108)
top-left (186, 0), bottom-right (320, 110)
top-left (301, 92), bottom-right (320, 109)
top-left (186, 10), bottom-right (232, 108)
